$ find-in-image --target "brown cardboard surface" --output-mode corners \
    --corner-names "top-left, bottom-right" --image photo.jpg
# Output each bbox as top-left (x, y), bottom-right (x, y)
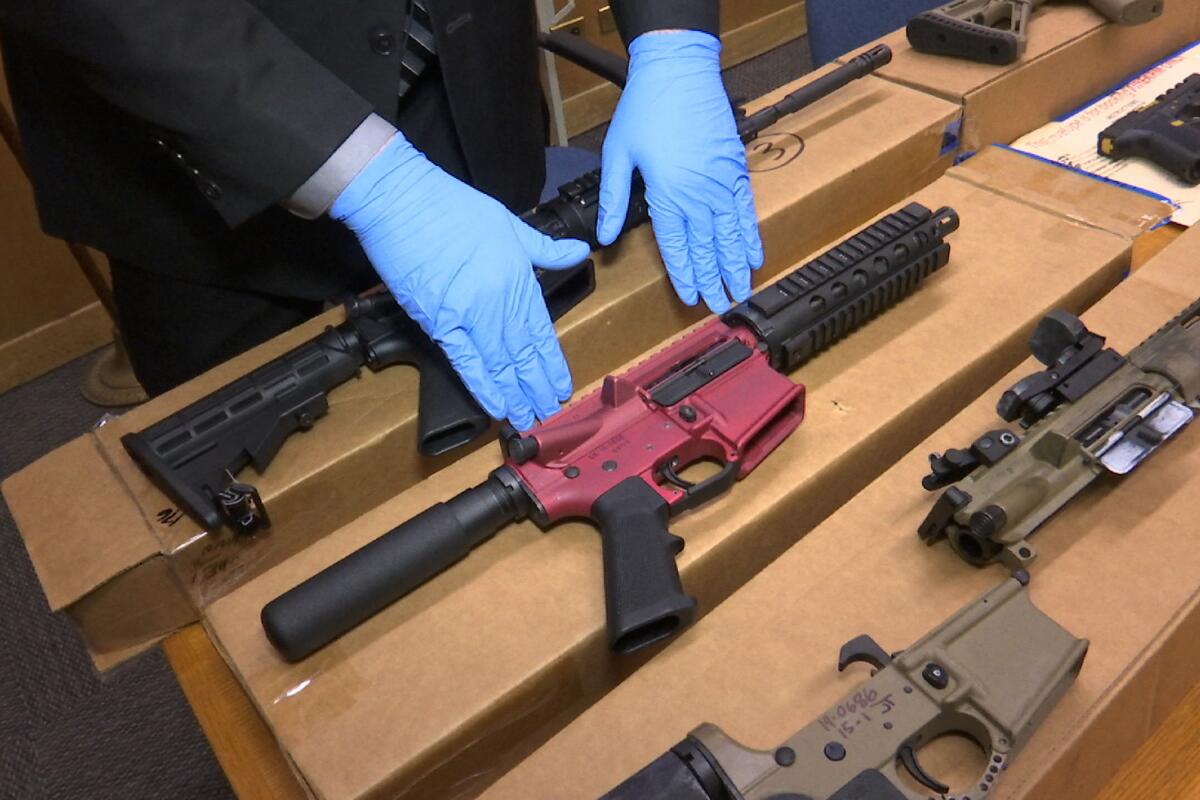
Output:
top-left (0, 301), bottom-right (112, 396)
top-left (204, 156), bottom-right (1156, 800)
top-left (851, 1), bottom-right (1200, 153)
top-left (4, 70), bottom-right (962, 666)
top-left (484, 222), bottom-right (1200, 800)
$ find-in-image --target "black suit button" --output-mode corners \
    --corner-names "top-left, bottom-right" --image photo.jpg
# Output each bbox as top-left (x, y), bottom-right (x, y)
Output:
top-left (370, 26), bottom-right (396, 55)
top-left (198, 179), bottom-right (222, 200)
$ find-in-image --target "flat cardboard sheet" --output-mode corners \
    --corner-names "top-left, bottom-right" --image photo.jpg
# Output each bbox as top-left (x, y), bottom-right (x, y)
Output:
top-left (485, 224), bottom-right (1200, 800)
top-left (852, 1), bottom-right (1199, 153)
top-left (1012, 41), bottom-right (1200, 226)
top-left (204, 151), bottom-right (1160, 800)
top-left (3, 70), bottom-right (962, 666)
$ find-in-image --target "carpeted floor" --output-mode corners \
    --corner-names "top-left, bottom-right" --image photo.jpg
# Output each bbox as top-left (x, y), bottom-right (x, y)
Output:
top-left (0, 35), bottom-right (812, 800)
top-left (0, 353), bottom-right (234, 800)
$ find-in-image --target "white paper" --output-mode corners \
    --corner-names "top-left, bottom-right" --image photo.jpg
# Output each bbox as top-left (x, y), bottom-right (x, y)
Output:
top-left (1009, 41), bottom-right (1200, 227)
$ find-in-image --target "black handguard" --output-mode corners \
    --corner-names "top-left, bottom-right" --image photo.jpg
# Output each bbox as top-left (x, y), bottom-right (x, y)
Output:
top-left (1098, 73), bottom-right (1200, 185)
top-left (261, 469), bottom-right (530, 661)
top-left (724, 203), bottom-right (961, 372)
top-left (592, 478), bottom-right (699, 655)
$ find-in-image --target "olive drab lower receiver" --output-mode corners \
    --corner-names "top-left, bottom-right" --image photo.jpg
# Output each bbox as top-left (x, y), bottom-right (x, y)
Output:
top-left (601, 576), bottom-right (1088, 800)
top-left (907, 0), bottom-right (1164, 65)
top-left (919, 298), bottom-right (1200, 571)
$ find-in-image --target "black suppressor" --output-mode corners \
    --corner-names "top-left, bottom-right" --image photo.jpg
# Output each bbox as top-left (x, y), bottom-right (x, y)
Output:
top-left (261, 469), bottom-right (530, 661)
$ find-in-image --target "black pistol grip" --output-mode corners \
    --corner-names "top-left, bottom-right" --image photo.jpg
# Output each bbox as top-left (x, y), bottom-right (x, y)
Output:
top-left (1111, 129), bottom-right (1200, 185)
top-left (591, 477), bottom-right (697, 655)
top-left (536, 259), bottom-right (597, 322)
top-left (262, 476), bottom-right (521, 661)
top-left (414, 344), bottom-right (491, 457)
top-left (599, 745), bottom-right (724, 800)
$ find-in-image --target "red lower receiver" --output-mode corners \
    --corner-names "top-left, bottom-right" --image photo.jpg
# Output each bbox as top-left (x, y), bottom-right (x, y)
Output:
top-left (510, 319), bottom-right (805, 523)
top-left (260, 203), bottom-right (960, 662)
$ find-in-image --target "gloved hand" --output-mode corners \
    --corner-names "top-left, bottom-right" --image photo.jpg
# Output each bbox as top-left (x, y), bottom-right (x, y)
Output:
top-left (598, 30), bottom-right (764, 314)
top-left (332, 134), bottom-right (590, 431)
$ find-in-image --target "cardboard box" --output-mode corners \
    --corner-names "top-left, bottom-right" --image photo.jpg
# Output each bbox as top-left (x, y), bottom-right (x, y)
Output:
top-left (0, 53), bottom-right (111, 394)
top-left (483, 216), bottom-right (1200, 800)
top-left (848, 1), bottom-right (1200, 154)
top-left (202, 149), bottom-right (1164, 800)
top-left (3, 69), bottom-right (964, 668)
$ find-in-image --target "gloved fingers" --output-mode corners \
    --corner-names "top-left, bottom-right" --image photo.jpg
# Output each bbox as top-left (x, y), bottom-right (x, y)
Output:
top-left (510, 218), bottom-right (592, 269)
top-left (685, 205), bottom-right (732, 314)
top-left (484, 349), bottom-right (538, 432)
top-left (444, 301), bottom-right (536, 430)
top-left (435, 326), bottom-right (508, 421)
top-left (714, 203), bottom-right (752, 304)
top-left (597, 146), bottom-right (634, 246)
top-left (523, 293), bottom-right (574, 402)
top-left (502, 300), bottom-right (568, 420)
top-left (733, 174), bottom-right (765, 270)
top-left (650, 205), bottom-right (699, 306)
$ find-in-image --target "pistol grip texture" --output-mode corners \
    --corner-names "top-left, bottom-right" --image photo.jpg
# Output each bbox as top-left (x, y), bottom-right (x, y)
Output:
top-left (262, 477), bottom-right (520, 661)
top-left (592, 478), bottom-right (697, 655)
top-left (414, 345), bottom-right (492, 456)
top-left (599, 746), bottom-right (723, 800)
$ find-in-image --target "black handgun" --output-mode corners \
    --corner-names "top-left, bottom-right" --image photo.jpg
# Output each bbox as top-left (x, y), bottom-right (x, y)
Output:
top-left (1099, 73), bottom-right (1200, 185)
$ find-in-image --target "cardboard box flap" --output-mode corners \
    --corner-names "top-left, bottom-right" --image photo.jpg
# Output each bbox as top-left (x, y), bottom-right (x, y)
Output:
top-left (205, 165), bottom-right (1136, 800)
top-left (949, 147), bottom-right (1172, 238)
top-left (481, 228), bottom-right (1200, 800)
top-left (2, 435), bottom-right (159, 610)
top-left (1135, 223), bottom-right (1200, 297)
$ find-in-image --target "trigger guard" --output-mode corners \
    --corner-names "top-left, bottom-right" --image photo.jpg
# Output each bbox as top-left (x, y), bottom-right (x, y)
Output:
top-left (664, 458), bottom-right (740, 515)
top-left (898, 744), bottom-right (951, 795)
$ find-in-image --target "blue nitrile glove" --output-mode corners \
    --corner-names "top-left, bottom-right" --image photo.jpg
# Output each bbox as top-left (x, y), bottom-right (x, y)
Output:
top-left (332, 134), bottom-right (590, 431)
top-left (598, 30), bottom-right (764, 314)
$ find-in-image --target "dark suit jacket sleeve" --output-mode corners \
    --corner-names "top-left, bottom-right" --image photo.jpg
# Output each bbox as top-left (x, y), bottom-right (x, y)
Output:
top-left (611, 0), bottom-right (720, 45)
top-left (0, 1), bottom-right (376, 226)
